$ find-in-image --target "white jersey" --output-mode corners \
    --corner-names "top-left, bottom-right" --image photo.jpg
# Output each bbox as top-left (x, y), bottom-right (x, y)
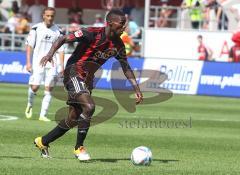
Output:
top-left (26, 22), bottom-right (64, 73)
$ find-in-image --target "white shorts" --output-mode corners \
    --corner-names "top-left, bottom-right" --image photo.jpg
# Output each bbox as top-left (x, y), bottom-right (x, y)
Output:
top-left (29, 68), bottom-right (57, 87)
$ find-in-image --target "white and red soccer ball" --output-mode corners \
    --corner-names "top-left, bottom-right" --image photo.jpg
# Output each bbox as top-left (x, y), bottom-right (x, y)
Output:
top-left (131, 146), bottom-right (152, 166)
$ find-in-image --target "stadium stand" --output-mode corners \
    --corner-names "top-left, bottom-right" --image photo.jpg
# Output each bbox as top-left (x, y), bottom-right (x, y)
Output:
top-left (0, 0), bottom-right (239, 55)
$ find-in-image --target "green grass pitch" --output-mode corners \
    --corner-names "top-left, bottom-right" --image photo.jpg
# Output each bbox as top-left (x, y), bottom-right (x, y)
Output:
top-left (0, 83), bottom-right (240, 175)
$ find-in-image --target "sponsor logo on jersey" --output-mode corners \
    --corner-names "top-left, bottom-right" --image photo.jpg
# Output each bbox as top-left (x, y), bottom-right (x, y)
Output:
top-left (94, 48), bottom-right (118, 60)
top-left (44, 35), bottom-right (52, 40)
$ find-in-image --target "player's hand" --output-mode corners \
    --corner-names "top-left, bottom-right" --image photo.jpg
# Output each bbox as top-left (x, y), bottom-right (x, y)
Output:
top-left (40, 55), bottom-right (53, 67)
top-left (26, 63), bottom-right (32, 73)
top-left (135, 91), bottom-right (143, 105)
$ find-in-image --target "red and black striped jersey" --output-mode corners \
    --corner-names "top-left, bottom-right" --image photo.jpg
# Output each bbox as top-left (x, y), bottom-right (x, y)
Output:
top-left (65, 27), bottom-right (127, 79)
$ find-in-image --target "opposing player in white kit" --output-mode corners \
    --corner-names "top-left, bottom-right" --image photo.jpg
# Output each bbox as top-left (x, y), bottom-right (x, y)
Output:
top-left (25, 7), bottom-right (64, 122)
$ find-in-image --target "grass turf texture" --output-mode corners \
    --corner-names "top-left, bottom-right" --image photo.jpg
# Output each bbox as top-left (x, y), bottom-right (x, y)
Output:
top-left (0, 83), bottom-right (240, 175)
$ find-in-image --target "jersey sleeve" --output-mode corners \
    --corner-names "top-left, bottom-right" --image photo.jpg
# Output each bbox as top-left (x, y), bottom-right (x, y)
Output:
top-left (25, 28), bottom-right (37, 48)
top-left (68, 28), bottom-right (93, 42)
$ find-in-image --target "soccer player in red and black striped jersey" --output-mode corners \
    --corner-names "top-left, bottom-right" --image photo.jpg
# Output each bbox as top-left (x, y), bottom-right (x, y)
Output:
top-left (34, 9), bottom-right (143, 160)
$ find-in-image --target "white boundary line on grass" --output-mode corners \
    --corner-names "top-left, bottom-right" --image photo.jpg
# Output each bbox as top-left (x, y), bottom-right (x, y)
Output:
top-left (0, 114), bottom-right (19, 121)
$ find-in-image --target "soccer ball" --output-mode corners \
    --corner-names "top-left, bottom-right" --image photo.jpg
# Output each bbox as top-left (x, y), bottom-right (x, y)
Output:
top-left (131, 146), bottom-right (152, 166)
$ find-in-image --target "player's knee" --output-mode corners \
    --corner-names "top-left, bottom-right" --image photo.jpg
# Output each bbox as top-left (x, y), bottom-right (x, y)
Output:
top-left (31, 85), bottom-right (39, 92)
top-left (83, 103), bottom-right (95, 117)
top-left (87, 103), bottom-right (95, 116)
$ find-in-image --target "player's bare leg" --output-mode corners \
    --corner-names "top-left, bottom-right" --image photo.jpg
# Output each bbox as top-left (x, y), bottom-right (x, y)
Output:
top-left (73, 93), bottom-right (95, 161)
top-left (36, 92), bottom-right (94, 160)
top-left (34, 107), bottom-right (74, 158)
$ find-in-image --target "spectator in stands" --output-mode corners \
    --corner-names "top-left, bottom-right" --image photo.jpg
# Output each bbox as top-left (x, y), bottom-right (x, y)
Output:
top-left (6, 0), bottom-right (19, 21)
top-left (231, 3), bottom-right (240, 28)
top-left (122, 0), bottom-right (134, 16)
top-left (127, 15), bottom-right (141, 39)
top-left (204, 0), bottom-right (217, 30)
top-left (204, 0), bottom-right (228, 30)
top-left (156, 0), bottom-right (173, 28)
top-left (19, 0), bottom-right (29, 17)
top-left (67, 0), bottom-right (84, 24)
top-left (15, 13), bottom-right (30, 34)
top-left (215, 2), bottom-right (228, 30)
top-left (197, 35), bottom-right (213, 61)
top-left (181, 0), bottom-right (204, 29)
top-left (229, 31), bottom-right (240, 62)
top-left (93, 14), bottom-right (104, 27)
top-left (0, 11), bottom-right (18, 33)
top-left (0, 11), bottom-right (29, 34)
top-left (121, 27), bottom-right (135, 56)
top-left (28, 0), bottom-right (45, 24)
top-left (9, 1), bottom-right (19, 17)
top-left (130, 0), bottom-right (144, 27)
top-left (180, 0), bottom-right (191, 29)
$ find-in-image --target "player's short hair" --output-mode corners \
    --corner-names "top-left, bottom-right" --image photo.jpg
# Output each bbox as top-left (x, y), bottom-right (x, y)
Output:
top-left (106, 9), bottom-right (125, 22)
top-left (42, 7), bottom-right (56, 14)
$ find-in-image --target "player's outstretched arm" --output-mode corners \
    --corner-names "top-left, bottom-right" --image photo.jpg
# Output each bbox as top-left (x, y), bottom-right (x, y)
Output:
top-left (40, 34), bottom-right (78, 67)
top-left (119, 60), bottom-right (143, 104)
top-left (40, 35), bottom-right (66, 66)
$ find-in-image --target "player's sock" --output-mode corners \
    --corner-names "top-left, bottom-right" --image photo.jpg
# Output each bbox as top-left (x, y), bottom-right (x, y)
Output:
top-left (27, 87), bottom-right (36, 107)
top-left (42, 120), bottom-right (70, 146)
top-left (75, 128), bottom-right (89, 149)
top-left (40, 91), bottom-right (52, 117)
top-left (75, 114), bottom-right (90, 149)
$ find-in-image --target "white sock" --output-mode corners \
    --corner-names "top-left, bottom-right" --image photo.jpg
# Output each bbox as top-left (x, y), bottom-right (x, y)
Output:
top-left (40, 91), bottom-right (52, 117)
top-left (27, 87), bottom-right (36, 107)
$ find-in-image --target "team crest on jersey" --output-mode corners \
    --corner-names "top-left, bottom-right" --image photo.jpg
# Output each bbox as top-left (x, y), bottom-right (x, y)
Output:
top-left (74, 30), bottom-right (83, 38)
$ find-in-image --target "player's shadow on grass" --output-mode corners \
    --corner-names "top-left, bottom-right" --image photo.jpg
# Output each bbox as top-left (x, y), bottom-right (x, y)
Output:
top-left (0, 156), bottom-right (179, 164)
top-left (0, 155), bottom-right (33, 159)
top-left (82, 158), bottom-right (179, 164)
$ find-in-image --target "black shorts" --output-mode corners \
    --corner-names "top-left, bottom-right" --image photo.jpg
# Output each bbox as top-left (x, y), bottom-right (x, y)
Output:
top-left (64, 76), bottom-right (90, 105)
